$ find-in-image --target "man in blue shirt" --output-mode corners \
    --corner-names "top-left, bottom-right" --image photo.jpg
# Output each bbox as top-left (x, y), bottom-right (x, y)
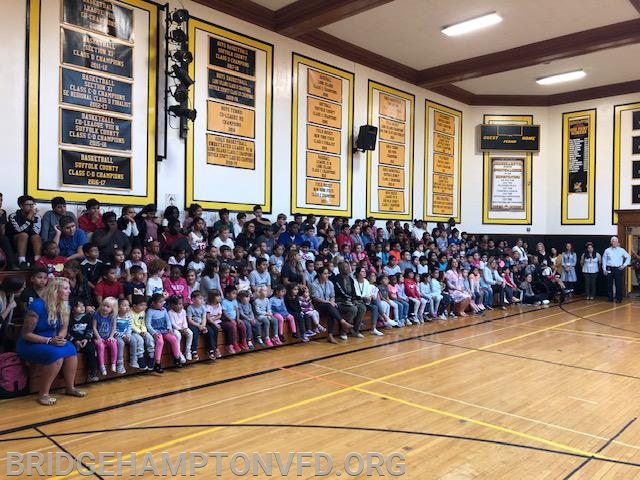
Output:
top-left (602, 236), bottom-right (631, 302)
top-left (55, 216), bottom-right (87, 261)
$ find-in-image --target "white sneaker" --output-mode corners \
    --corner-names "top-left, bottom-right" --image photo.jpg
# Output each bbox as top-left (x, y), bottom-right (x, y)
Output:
top-left (405, 318), bottom-right (413, 325)
top-left (439, 313), bottom-right (447, 320)
top-left (339, 334), bottom-right (348, 341)
top-left (179, 354), bottom-right (186, 364)
top-left (388, 320), bottom-right (399, 327)
top-left (542, 299), bottom-right (550, 304)
top-left (355, 332), bottom-right (364, 338)
top-left (371, 328), bottom-right (383, 336)
top-left (129, 360), bottom-right (139, 369)
top-left (116, 365), bottom-right (126, 374)
top-left (185, 352), bottom-right (192, 361)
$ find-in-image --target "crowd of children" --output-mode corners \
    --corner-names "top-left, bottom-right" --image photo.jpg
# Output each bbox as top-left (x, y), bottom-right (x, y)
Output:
top-left (5, 196), bottom-right (603, 382)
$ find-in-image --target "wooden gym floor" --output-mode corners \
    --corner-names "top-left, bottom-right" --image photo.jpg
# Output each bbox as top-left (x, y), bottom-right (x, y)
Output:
top-left (2, 298), bottom-right (640, 479)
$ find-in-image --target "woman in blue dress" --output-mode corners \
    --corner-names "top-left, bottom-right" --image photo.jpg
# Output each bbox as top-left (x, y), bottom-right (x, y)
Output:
top-left (560, 243), bottom-right (577, 293)
top-left (17, 277), bottom-right (86, 405)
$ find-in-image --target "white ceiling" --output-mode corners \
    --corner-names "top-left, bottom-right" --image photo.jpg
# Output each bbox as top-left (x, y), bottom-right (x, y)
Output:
top-left (320, 0), bottom-right (638, 69)
top-left (217, 0), bottom-right (640, 97)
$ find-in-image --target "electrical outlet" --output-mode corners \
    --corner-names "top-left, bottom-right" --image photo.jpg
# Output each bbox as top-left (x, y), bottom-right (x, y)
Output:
top-left (165, 194), bottom-right (176, 206)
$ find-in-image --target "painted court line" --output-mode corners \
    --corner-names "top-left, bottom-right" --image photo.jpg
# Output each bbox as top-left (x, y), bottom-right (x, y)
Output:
top-left (48, 304), bottom-right (618, 479)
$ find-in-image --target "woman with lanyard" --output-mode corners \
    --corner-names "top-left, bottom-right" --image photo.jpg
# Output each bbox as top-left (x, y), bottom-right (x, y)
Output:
top-left (354, 266), bottom-right (381, 336)
top-left (580, 242), bottom-right (601, 300)
top-left (310, 266), bottom-right (352, 343)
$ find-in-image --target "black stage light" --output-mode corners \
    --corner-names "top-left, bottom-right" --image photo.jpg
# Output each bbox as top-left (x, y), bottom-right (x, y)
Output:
top-left (172, 50), bottom-right (193, 64)
top-left (168, 28), bottom-right (187, 43)
top-left (168, 105), bottom-right (197, 121)
top-left (170, 64), bottom-right (194, 86)
top-left (171, 85), bottom-right (189, 103)
top-left (170, 9), bottom-right (189, 24)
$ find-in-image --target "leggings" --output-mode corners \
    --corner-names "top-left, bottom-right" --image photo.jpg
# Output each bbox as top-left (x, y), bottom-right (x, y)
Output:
top-left (152, 332), bottom-right (181, 362)
top-left (273, 313), bottom-right (296, 336)
top-left (95, 338), bottom-right (118, 367)
top-left (255, 314), bottom-right (278, 338)
top-left (173, 329), bottom-right (194, 355)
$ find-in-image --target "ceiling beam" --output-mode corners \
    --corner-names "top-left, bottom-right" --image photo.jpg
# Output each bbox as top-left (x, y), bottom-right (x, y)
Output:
top-left (296, 30), bottom-right (418, 84)
top-left (417, 19), bottom-right (640, 88)
top-left (190, 0), bottom-right (276, 30)
top-left (275, 0), bottom-right (394, 37)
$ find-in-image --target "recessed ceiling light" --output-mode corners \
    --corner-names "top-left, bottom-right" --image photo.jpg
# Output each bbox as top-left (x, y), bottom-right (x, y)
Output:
top-left (536, 70), bottom-right (586, 85)
top-left (441, 12), bottom-right (502, 36)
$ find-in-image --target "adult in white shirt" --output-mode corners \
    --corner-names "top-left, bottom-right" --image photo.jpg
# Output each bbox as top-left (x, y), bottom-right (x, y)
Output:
top-left (602, 236), bottom-right (630, 302)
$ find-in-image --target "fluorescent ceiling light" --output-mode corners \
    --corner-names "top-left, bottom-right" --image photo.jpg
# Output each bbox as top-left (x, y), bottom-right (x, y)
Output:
top-left (536, 70), bottom-right (586, 85)
top-left (441, 12), bottom-right (502, 36)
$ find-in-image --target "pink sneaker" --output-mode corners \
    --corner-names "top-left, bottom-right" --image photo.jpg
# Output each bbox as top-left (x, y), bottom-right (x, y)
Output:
top-left (272, 336), bottom-right (282, 346)
top-left (233, 344), bottom-right (241, 352)
top-left (227, 345), bottom-right (236, 354)
top-left (264, 337), bottom-right (273, 347)
top-left (240, 342), bottom-right (250, 351)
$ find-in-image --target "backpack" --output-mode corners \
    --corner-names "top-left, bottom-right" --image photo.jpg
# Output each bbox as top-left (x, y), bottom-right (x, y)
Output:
top-left (0, 352), bottom-right (29, 398)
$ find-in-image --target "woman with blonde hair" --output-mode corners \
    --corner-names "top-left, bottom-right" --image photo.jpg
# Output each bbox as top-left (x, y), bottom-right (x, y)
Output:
top-left (17, 277), bottom-right (86, 405)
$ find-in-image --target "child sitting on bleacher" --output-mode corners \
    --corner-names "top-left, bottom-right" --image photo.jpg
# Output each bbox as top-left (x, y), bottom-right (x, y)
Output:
top-left (69, 299), bottom-right (98, 382)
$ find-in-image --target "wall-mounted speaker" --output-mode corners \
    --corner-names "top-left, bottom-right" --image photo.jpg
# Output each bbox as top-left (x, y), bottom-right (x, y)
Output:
top-left (354, 125), bottom-right (378, 152)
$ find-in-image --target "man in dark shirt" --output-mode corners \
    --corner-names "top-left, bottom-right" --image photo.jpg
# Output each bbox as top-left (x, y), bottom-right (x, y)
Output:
top-left (333, 261), bottom-right (365, 339)
top-left (248, 205), bottom-right (271, 238)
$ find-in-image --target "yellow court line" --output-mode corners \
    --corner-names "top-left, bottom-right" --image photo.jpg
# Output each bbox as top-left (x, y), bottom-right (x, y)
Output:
top-left (312, 364), bottom-right (640, 453)
top-left (353, 387), bottom-right (616, 461)
top-left (552, 328), bottom-right (640, 342)
top-left (49, 304), bottom-right (619, 479)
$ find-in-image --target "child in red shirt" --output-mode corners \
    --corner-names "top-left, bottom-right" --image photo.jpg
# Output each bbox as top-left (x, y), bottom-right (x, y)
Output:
top-left (403, 269), bottom-right (427, 322)
top-left (95, 265), bottom-right (125, 304)
top-left (35, 241), bottom-right (67, 277)
top-left (163, 264), bottom-right (190, 305)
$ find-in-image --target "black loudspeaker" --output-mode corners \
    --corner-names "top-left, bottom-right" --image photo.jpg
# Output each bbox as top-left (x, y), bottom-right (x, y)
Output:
top-left (355, 125), bottom-right (378, 151)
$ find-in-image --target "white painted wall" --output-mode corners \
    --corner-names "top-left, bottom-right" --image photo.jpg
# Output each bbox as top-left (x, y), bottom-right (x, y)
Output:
top-left (0, 0), bottom-right (637, 236)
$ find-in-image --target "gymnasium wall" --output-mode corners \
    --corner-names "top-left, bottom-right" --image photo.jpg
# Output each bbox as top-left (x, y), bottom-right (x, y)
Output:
top-left (0, 0), bottom-right (638, 237)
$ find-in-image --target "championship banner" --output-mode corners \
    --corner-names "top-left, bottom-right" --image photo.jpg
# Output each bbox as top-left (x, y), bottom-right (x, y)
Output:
top-left (562, 109), bottom-right (596, 224)
top-left (26, 0), bottom-right (158, 204)
top-left (613, 101), bottom-right (640, 223)
top-left (291, 54), bottom-right (353, 216)
top-left (186, 20), bottom-right (273, 211)
top-left (424, 101), bottom-right (461, 222)
top-left (366, 81), bottom-right (414, 220)
top-left (482, 114), bottom-right (533, 225)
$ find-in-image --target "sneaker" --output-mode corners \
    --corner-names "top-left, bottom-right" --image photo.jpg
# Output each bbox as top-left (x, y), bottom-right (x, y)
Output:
top-left (355, 332), bottom-right (364, 338)
top-left (279, 335), bottom-right (286, 344)
top-left (240, 342), bottom-right (249, 351)
top-left (110, 364), bottom-right (116, 373)
top-left (179, 354), bottom-right (186, 364)
top-left (214, 348), bottom-right (222, 358)
top-left (174, 358), bottom-right (183, 368)
top-left (439, 313), bottom-right (447, 320)
top-left (449, 312), bottom-right (457, 317)
top-left (542, 299), bottom-right (550, 304)
top-left (138, 357), bottom-right (147, 369)
top-left (87, 373), bottom-right (99, 382)
top-left (405, 318), bottom-right (413, 325)
top-left (256, 337), bottom-right (265, 347)
top-left (301, 335), bottom-right (309, 343)
top-left (227, 345), bottom-right (236, 354)
top-left (154, 363), bottom-right (164, 373)
top-left (129, 360), bottom-right (139, 369)
top-left (317, 325), bottom-right (327, 333)
top-left (264, 337), bottom-right (273, 347)
top-left (485, 306), bottom-right (494, 310)
top-left (185, 352), bottom-right (192, 361)
top-left (305, 330), bottom-right (316, 336)
top-left (271, 336), bottom-right (281, 346)
top-left (191, 353), bottom-right (199, 361)
top-left (339, 333), bottom-right (348, 340)
top-left (100, 366), bottom-right (107, 376)
top-left (208, 350), bottom-right (217, 361)
top-left (116, 364), bottom-right (126, 374)
top-left (247, 341), bottom-right (255, 350)
top-left (371, 328), bottom-right (383, 336)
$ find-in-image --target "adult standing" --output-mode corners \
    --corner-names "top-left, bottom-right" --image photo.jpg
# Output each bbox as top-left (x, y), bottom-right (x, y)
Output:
top-left (560, 243), bottom-right (577, 292)
top-left (92, 212), bottom-right (131, 262)
top-left (310, 266), bottom-right (352, 343)
top-left (602, 236), bottom-right (631, 302)
top-left (16, 277), bottom-right (86, 405)
top-left (580, 242), bottom-right (601, 300)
